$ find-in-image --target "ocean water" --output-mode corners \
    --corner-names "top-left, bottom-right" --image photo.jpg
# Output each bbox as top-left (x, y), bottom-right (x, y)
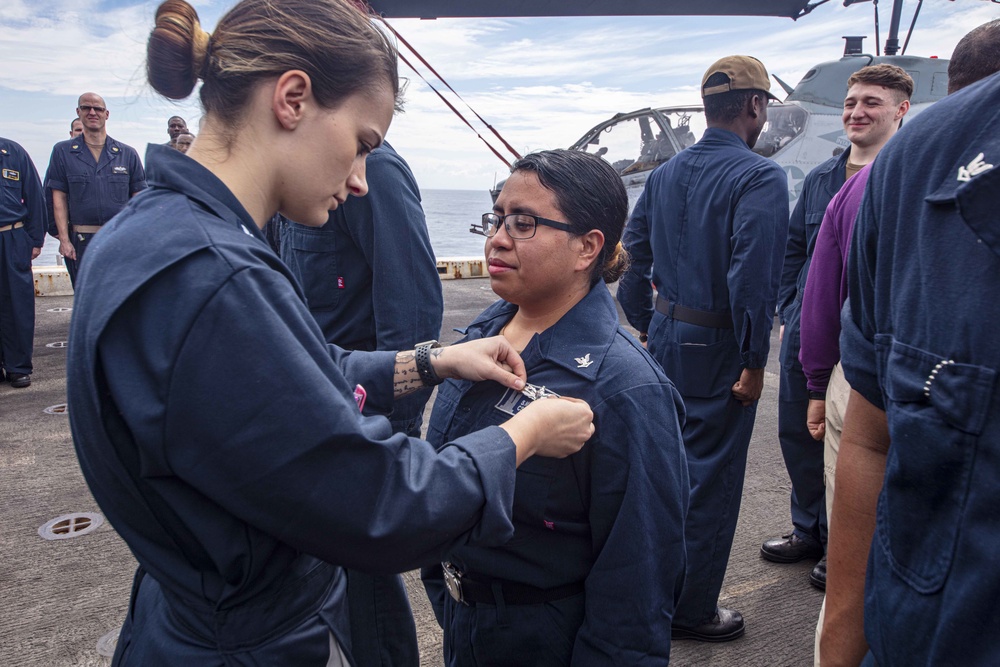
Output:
top-left (421, 188), bottom-right (494, 259)
top-left (35, 188), bottom-right (493, 267)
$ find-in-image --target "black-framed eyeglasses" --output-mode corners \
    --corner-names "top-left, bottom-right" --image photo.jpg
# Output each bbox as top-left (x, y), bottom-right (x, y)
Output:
top-left (472, 213), bottom-right (574, 240)
top-left (79, 105), bottom-right (106, 113)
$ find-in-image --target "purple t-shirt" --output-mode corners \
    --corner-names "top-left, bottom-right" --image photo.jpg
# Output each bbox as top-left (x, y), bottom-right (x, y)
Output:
top-left (799, 163), bottom-right (873, 393)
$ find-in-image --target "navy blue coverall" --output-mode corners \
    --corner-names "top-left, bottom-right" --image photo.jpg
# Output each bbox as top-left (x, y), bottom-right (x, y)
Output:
top-left (0, 138), bottom-right (46, 377)
top-left (43, 135), bottom-right (145, 285)
top-left (424, 285), bottom-right (689, 665)
top-left (279, 141), bottom-right (443, 436)
top-left (841, 72), bottom-right (1000, 666)
top-left (775, 149), bottom-right (850, 549)
top-left (278, 142), bottom-right (443, 666)
top-left (67, 145), bottom-right (518, 666)
top-left (618, 127), bottom-right (788, 627)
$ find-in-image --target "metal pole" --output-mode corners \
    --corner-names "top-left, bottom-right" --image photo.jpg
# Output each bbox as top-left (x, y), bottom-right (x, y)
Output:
top-left (884, 0), bottom-right (904, 55)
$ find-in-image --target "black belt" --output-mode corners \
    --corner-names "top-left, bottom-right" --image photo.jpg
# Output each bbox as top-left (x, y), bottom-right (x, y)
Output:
top-left (656, 296), bottom-right (732, 330)
top-left (442, 562), bottom-right (583, 606)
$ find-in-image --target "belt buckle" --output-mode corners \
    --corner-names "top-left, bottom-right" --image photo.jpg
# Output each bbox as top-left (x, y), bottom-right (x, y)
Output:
top-left (441, 561), bottom-right (466, 605)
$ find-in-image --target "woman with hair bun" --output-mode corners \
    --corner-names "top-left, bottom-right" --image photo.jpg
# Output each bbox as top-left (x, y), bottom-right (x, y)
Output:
top-left (422, 149), bottom-right (690, 665)
top-left (66, 1), bottom-right (595, 664)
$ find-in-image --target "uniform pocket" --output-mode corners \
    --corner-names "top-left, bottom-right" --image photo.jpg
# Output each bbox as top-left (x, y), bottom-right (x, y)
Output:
top-left (1, 174), bottom-right (21, 211)
top-left (507, 456), bottom-right (557, 543)
top-left (649, 314), bottom-right (739, 399)
top-left (10, 228), bottom-right (32, 272)
top-left (67, 174), bottom-right (90, 211)
top-left (874, 335), bottom-right (995, 593)
top-left (108, 174), bottom-right (129, 205)
top-left (284, 227), bottom-right (340, 310)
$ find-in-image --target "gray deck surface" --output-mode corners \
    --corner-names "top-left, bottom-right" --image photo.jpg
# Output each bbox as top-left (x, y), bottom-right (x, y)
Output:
top-left (0, 281), bottom-right (822, 666)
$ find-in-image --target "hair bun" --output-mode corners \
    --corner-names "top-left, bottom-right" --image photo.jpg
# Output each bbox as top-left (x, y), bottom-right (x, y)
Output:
top-left (602, 241), bottom-right (631, 284)
top-left (147, 0), bottom-right (207, 100)
top-left (192, 24), bottom-right (211, 77)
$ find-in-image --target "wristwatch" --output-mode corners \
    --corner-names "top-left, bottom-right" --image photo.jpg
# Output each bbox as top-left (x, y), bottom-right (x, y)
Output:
top-left (415, 340), bottom-right (444, 386)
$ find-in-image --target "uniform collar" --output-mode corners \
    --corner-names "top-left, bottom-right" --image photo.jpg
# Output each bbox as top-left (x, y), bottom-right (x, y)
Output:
top-left (68, 134), bottom-right (124, 171)
top-left (924, 128), bottom-right (1000, 205)
top-left (821, 147), bottom-right (852, 176)
top-left (468, 284), bottom-right (620, 381)
top-left (144, 143), bottom-right (265, 243)
top-left (701, 127), bottom-right (753, 151)
top-left (814, 147), bottom-right (852, 197)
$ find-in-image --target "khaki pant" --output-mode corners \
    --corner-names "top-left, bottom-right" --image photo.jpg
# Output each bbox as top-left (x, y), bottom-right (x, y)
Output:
top-left (814, 363), bottom-right (851, 666)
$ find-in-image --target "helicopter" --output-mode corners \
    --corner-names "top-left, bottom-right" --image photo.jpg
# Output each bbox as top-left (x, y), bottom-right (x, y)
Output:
top-left (367, 0), bottom-right (958, 213)
top-left (534, 37), bottom-right (950, 212)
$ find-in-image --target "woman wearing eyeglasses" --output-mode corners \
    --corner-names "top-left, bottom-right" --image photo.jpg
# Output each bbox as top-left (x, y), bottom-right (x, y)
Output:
top-left (65, 1), bottom-right (595, 664)
top-left (423, 149), bottom-right (690, 665)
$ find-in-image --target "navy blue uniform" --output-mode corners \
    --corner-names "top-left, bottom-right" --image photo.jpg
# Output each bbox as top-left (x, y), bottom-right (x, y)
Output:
top-left (279, 142), bottom-right (443, 436)
top-left (43, 135), bottom-right (145, 284)
top-left (67, 145), bottom-right (519, 666)
top-left (618, 127), bottom-right (788, 626)
top-left (841, 72), bottom-right (1000, 665)
top-left (278, 142), bottom-right (442, 667)
top-left (0, 138), bottom-right (46, 377)
top-left (424, 285), bottom-right (689, 665)
top-left (774, 150), bottom-right (850, 549)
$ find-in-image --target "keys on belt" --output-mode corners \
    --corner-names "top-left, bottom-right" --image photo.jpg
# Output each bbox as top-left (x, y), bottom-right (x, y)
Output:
top-left (440, 561), bottom-right (586, 606)
top-left (442, 561), bottom-right (466, 604)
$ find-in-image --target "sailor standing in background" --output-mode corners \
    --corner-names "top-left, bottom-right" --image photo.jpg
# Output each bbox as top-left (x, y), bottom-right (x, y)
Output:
top-left (0, 138), bottom-right (46, 389)
top-left (165, 116), bottom-right (188, 148)
top-left (763, 64), bottom-right (912, 589)
top-left (44, 92), bottom-right (146, 287)
top-left (276, 140), bottom-right (442, 666)
top-left (618, 55), bottom-right (788, 642)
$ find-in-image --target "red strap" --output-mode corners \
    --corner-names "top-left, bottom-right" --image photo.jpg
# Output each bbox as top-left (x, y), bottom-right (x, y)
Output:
top-left (395, 50), bottom-right (513, 168)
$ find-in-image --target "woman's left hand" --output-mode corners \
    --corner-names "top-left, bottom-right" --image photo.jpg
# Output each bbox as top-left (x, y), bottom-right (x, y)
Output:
top-left (432, 337), bottom-right (527, 391)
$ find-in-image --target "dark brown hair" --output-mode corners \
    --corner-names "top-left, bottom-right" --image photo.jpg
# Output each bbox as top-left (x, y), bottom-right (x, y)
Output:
top-left (510, 150), bottom-right (630, 285)
top-left (948, 19), bottom-right (1000, 94)
top-left (147, 0), bottom-right (398, 125)
top-left (702, 73), bottom-right (764, 124)
top-left (847, 64), bottom-right (914, 103)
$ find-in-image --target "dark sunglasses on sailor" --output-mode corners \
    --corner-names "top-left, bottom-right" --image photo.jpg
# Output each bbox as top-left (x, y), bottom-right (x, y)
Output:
top-left (472, 212), bottom-right (574, 240)
top-left (79, 105), bottom-right (106, 113)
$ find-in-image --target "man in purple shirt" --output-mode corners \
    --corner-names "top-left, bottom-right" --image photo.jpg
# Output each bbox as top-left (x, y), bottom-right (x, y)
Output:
top-left (763, 65), bottom-right (911, 593)
top-left (801, 165), bottom-right (870, 458)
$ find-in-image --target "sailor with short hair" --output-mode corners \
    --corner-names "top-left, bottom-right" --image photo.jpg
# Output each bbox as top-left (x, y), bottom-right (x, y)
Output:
top-left (618, 55), bottom-right (788, 642)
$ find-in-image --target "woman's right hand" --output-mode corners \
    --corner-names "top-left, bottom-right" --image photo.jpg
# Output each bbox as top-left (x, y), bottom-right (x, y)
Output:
top-left (500, 397), bottom-right (594, 466)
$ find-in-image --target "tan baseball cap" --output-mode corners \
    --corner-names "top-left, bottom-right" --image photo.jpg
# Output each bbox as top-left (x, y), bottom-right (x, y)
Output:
top-left (702, 55), bottom-right (779, 100)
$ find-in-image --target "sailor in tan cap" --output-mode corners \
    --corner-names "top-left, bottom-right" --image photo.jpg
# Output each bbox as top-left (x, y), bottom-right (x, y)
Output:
top-left (618, 54), bottom-right (788, 642)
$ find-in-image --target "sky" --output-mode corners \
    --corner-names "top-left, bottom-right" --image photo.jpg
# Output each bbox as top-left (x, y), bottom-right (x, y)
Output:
top-left (1, 0), bottom-right (996, 191)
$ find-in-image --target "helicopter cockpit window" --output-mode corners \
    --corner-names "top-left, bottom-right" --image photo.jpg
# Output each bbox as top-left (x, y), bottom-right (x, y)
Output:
top-left (578, 113), bottom-right (676, 176)
top-left (753, 103), bottom-right (807, 158)
top-left (659, 109), bottom-right (706, 150)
